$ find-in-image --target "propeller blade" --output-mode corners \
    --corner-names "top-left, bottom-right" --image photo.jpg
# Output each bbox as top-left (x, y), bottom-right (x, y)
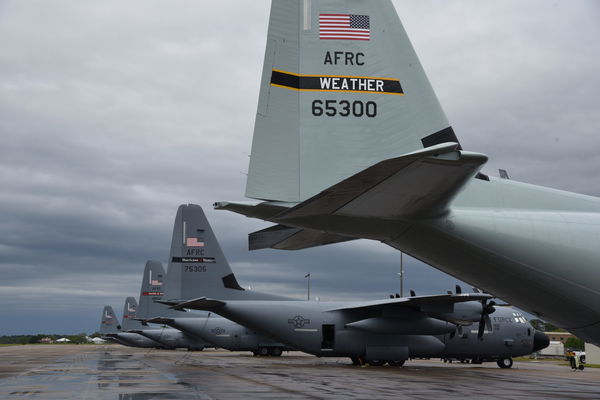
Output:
top-left (484, 300), bottom-right (497, 315)
top-left (485, 315), bottom-right (492, 331)
top-left (478, 298), bottom-right (497, 339)
top-left (477, 316), bottom-right (486, 339)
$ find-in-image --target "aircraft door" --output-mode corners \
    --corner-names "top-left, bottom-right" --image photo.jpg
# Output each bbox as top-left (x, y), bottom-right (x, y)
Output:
top-left (321, 324), bottom-right (335, 350)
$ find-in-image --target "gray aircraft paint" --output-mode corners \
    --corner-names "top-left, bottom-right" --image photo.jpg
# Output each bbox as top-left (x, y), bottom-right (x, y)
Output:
top-left (99, 305), bottom-right (120, 335)
top-left (246, 0), bottom-right (450, 202)
top-left (218, 0), bottom-right (600, 345)
top-left (98, 303), bottom-right (163, 348)
top-left (145, 204), bottom-right (291, 353)
top-left (121, 297), bottom-right (144, 331)
top-left (164, 204), bottom-right (290, 302)
top-left (129, 261), bottom-right (207, 350)
top-left (180, 299), bottom-right (546, 364)
top-left (98, 305), bottom-right (137, 347)
top-left (98, 262), bottom-right (206, 350)
top-left (169, 211), bottom-right (548, 365)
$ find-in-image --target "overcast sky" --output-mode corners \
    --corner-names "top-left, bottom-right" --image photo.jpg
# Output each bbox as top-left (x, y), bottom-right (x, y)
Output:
top-left (0, 1), bottom-right (598, 335)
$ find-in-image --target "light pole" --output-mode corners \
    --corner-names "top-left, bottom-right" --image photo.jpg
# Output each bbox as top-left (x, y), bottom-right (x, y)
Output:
top-left (305, 273), bottom-right (311, 300)
top-left (398, 252), bottom-right (404, 297)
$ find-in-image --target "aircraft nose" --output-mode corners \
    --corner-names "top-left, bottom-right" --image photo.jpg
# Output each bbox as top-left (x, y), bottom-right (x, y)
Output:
top-left (532, 330), bottom-right (550, 352)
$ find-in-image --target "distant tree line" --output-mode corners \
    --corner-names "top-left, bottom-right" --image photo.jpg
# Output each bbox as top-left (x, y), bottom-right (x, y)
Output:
top-left (0, 333), bottom-right (103, 345)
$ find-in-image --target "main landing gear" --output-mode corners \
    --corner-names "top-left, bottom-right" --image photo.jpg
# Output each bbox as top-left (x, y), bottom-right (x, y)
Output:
top-left (253, 347), bottom-right (283, 357)
top-left (350, 357), bottom-right (405, 367)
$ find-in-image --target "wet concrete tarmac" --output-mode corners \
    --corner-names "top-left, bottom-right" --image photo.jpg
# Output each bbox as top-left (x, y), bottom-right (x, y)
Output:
top-left (1, 344), bottom-right (599, 399)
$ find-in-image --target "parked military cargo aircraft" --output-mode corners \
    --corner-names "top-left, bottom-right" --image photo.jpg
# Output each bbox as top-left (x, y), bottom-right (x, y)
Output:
top-left (97, 263), bottom-right (206, 350)
top-left (141, 255), bottom-right (290, 356)
top-left (128, 261), bottom-right (207, 350)
top-left (214, 0), bottom-right (600, 345)
top-left (164, 205), bottom-right (548, 367)
top-left (98, 304), bottom-right (163, 348)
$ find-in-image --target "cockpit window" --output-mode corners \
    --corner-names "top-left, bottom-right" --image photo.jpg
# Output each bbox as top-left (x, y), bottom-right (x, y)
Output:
top-left (512, 312), bottom-right (527, 324)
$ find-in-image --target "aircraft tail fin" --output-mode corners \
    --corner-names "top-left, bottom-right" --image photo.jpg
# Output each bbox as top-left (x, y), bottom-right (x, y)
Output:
top-left (99, 305), bottom-right (121, 334)
top-left (135, 260), bottom-right (179, 319)
top-left (121, 297), bottom-right (145, 331)
top-left (163, 204), bottom-right (290, 301)
top-left (246, 0), bottom-right (457, 203)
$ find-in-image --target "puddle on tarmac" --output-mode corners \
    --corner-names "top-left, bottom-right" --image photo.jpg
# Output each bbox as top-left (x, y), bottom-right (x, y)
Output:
top-left (0, 350), bottom-right (209, 399)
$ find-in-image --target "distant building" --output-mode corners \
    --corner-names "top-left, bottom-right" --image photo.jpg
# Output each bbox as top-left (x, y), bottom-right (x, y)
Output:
top-left (39, 337), bottom-right (53, 343)
top-left (55, 338), bottom-right (71, 343)
top-left (545, 331), bottom-right (575, 343)
top-left (539, 341), bottom-right (564, 357)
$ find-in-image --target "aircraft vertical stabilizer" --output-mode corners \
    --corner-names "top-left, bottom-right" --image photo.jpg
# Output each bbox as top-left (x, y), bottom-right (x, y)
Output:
top-left (121, 297), bottom-right (145, 331)
top-left (163, 204), bottom-right (290, 301)
top-left (246, 0), bottom-right (457, 203)
top-left (136, 260), bottom-right (184, 319)
top-left (99, 305), bottom-right (121, 334)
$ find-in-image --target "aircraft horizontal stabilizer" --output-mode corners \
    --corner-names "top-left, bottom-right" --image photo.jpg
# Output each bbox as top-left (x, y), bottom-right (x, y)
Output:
top-left (156, 300), bottom-right (181, 307)
top-left (249, 224), bottom-right (356, 251)
top-left (170, 297), bottom-right (226, 311)
top-left (279, 143), bottom-right (487, 220)
top-left (213, 201), bottom-right (292, 220)
top-left (145, 317), bottom-right (175, 324)
top-left (325, 292), bottom-right (492, 314)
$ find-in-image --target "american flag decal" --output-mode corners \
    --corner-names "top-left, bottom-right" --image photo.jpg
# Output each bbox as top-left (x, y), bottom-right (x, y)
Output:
top-left (186, 237), bottom-right (204, 247)
top-left (319, 14), bottom-right (370, 41)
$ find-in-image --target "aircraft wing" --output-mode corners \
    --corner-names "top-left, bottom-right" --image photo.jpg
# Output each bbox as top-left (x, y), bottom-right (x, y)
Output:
top-left (324, 292), bottom-right (492, 314)
top-left (277, 143), bottom-right (487, 220)
top-left (169, 297), bottom-right (226, 311)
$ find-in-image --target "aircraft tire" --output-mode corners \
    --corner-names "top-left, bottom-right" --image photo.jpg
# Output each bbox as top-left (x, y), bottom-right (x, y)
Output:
top-left (497, 357), bottom-right (513, 369)
top-left (387, 360), bottom-right (405, 367)
top-left (269, 347), bottom-right (283, 357)
top-left (258, 347), bottom-right (270, 356)
top-left (368, 360), bottom-right (385, 366)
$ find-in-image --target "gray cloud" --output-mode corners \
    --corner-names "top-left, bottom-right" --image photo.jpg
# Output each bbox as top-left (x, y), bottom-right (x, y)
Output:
top-left (0, 1), bottom-right (598, 334)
